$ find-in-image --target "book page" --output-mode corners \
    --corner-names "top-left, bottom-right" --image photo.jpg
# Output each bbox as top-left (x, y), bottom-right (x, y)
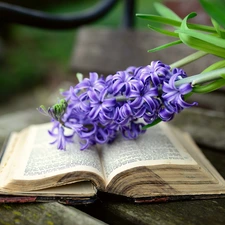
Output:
top-left (100, 123), bottom-right (197, 184)
top-left (173, 129), bottom-right (225, 186)
top-left (0, 132), bottom-right (18, 170)
top-left (12, 123), bottom-right (104, 180)
top-left (29, 182), bottom-right (96, 197)
top-left (0, 182), bottom-right (96, 197)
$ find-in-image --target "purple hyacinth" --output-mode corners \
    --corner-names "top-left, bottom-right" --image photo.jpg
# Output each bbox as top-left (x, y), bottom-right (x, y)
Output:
top-left (159, 73), bottom-right (197, 121)
top-left (112, 70), bottom-right (135, 96)
top-left (48, 121), bottom-right (74, 150)
top-left (38, 61), bottom-right (197, 150)
top-left (88, 88), bottom-right (116, 120)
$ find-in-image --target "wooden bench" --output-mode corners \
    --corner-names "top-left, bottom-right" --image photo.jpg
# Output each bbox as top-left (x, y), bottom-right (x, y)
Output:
top-left (0, 27), bottom-right (225, 224)
top-left (0, 106), bottom-right (224, 224)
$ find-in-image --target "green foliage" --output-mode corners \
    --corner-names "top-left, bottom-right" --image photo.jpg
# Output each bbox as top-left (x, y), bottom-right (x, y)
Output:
top-left (53, 99), bottom-right (68, 119)
top-left (137, 1), bottom-right (225, 95)
top-left (153, 2), bottom-right (182, 21)
top-left (1, 0), bottom-right (160, 100)
top-left (137, 2), bottom-right (225, 57)
top-left (76, 73), bottom-right (83, 83)
top-left (201, 60), bottom-right (225, 73)
top-left (192, 79), bottom-right (225, 93)
top-left (175, 13), bottom-right (225, 58)
top-left (148, 40), bottom-right (182, 53)
top-left (143, 118), bottom-right (162, 129)
top-left (147, 24), bottom-right (179, 37)
top-left (199, 0), bottom-right (225, 28)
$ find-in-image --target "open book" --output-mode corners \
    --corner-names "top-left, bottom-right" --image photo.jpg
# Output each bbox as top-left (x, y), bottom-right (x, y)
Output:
top-left (0, 122), bottom-right (225, 204)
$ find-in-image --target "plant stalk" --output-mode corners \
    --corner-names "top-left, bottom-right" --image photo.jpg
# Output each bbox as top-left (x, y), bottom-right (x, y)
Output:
top-left (170, 51), bottom-right (208, 69)
top-left (175, 67), bottom-right (225, 86)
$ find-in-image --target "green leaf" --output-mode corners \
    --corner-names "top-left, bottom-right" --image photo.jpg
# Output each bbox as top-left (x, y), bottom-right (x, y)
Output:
top-left (180, 35), bottom-right (225, 58)
top-left (199, 0), bottom-right (225, 28)
top-left (175, 29), bottom-right (225, 48)
top-left (148, 24), bottom-right (179, 37)
top-left (76, 73), bottom-right (83, 83)
top-left (211, 18), bottom-right (225, 38)
top-left (136, 14), bottom-right (180, 26)
top-left (202, 60), bottom-right (225, 73)
top-left (154, 2), bottom-right (182, 21)
top-left (192, 78), bottom-right (225, 93)
top-left (170, 51), bottom-right (208, 69)
top-left (143, 118), bottom-right (162, 129)
top-left (177, 13), bottom-right (225, 58)
top-left (211, 19), bottom-right (222, 37)
top-left (136, 14), bottom-right (218, 33)
top-left (148, 40), bottom-right (182, 53)
top-left (39, 105), bottom-right (47, 112)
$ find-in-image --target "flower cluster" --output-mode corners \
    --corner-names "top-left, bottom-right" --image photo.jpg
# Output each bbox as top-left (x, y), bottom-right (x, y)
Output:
top-left (38, 61), bottom-right (197, 150)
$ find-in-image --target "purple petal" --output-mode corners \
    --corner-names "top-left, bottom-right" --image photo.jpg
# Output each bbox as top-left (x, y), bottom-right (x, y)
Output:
top-left (159, 107), bottom-right (174, 121)
top-left (89, 72), bottom-right (98, 83)
top-left (178, 83), bottom-right (193, 95)
top-left (95, 128), bottom-right (108, 144)
top-left (89, 106), bottom-right (101, 120)
top-left (88, 90), bottom-right (99, 102)
top-left (130, 97), bottom-right (143, 109)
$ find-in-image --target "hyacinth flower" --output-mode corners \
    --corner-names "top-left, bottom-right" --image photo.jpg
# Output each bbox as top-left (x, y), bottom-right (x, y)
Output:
top-left (38, 60), bottom-right (225, 150)
top-left (38, 1), bottom-right (225, 150)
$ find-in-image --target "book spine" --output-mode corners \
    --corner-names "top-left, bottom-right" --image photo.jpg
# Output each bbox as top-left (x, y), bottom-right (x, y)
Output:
top-left (0, 196), bottom-right (37, 203)
top-left (0, 195), bottom-right (96, 205)
top-left (134, 194), bottom-right (225, 203)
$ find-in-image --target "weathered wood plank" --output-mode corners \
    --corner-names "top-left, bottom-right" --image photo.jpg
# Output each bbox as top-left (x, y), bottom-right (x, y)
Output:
top-left (0, 110), bottom-right (107, 225)
top-left (170, 108), bottom-right (225, 151)
top-left (189, 92), bottom-right (225, 113)
top-left (0, 203), bottom-right (107, 225)
top-left (1, 106), bottom-right (224, 152)
top-left (78, 146), bottom-right (225, 225)
top-left (0, 109), bottom-right (48, 146)
top-left (0, 94), bottom-right (224, 225)
top-left (97, 198), bottom-right (225, 225)
top-left (70, 27), bottom-right (218, 76)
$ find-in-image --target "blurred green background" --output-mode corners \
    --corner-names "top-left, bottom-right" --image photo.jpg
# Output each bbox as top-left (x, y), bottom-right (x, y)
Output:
top-left (0, 0), bottom-right (161, 101)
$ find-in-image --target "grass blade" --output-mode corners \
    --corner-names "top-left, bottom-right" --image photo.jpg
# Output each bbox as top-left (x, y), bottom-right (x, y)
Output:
top-left (148, 40), bottom-right (182, 52)
top-left (199, 0), bottom-right (225, 28)
top-left (154, 2), bottom-right (182, 21)
top-left (136, 14), bottom-right (219, 34)
top-left (148, 24), bottom-right (179, 37)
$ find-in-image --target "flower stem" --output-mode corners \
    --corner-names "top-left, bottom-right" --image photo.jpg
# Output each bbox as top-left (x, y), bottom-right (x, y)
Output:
top-left (115, 96), bottom-right (134, 102)
top-left (192, 78), bottom-right (225, 93)
top-left (175, 68), bottom-right (225, 86)
top-left (170, 51), bottom-right (208, 69)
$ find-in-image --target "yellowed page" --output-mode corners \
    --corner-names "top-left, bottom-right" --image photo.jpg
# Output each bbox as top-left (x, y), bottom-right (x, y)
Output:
top-left (0, 128), bottom-right (29, 187)
top-left (0, 182), bottom-right (96, 197)
top-left (100, 123), bottom-right (197, 185)
top-left (173, 128), bottom-right (225, 187)
top-left (0, 123), bottom-right (105, 191)
top-left (14, 123), bottom-right (103, 179)
top-left (0, 132), bottom-right (18, 171)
